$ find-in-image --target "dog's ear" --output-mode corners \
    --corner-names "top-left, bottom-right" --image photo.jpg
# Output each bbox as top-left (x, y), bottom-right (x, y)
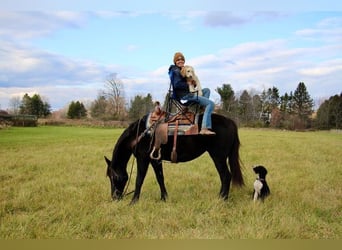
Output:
top-left (180, 67), bottom-right (186, 77)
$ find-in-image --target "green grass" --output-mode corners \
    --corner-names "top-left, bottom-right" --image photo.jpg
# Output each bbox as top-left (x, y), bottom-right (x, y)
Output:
top-left (0, 126), bottom-right (341, 239)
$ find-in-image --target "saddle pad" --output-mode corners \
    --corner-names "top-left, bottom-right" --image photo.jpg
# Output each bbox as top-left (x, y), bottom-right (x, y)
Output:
top-left (146, 112), bottom-right (199, 135)
top-left (168, 124), bottom-right (199, 135)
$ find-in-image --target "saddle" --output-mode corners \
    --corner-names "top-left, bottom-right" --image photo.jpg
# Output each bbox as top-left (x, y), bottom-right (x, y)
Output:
top-left (147, 107), bottom-right (199, 163)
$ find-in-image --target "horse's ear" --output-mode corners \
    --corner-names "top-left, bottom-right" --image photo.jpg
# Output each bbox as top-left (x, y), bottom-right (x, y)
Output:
top-left (104, 156), bottom-right (111, 166)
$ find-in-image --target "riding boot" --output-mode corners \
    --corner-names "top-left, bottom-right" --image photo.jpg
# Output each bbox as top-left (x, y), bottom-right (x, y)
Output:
top-left (199, 128), bottom-right (216, 135)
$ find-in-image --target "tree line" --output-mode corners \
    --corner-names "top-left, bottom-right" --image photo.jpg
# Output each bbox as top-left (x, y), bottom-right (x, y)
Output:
top-left (6, 75), bottom-right (342, 130)
top-left (216, 82), bottom-right (316, 129)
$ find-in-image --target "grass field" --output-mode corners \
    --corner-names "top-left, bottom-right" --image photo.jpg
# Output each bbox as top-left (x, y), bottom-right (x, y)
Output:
top-left (0, 126), bottom-right (341, 239)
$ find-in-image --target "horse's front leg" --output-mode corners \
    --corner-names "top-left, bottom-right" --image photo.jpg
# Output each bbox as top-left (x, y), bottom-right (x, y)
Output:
top-left (130, 159), bottom-right (149, 205)
top-left (151, 160), bottom-right (168, 201)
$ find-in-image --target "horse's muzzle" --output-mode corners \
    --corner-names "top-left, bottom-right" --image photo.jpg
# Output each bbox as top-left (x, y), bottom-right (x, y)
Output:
top-left (112, 190), bottom-right (123, 200)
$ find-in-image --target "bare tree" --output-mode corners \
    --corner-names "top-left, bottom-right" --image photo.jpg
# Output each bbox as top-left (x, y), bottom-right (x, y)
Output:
top-left (8, 96), bottom-right (21, 115)
top-left (103, 73), bottom-right (126, 119)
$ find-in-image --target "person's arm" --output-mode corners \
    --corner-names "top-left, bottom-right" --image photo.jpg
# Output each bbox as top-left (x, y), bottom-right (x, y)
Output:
top-left (170, 66), bottom-right (188, 90)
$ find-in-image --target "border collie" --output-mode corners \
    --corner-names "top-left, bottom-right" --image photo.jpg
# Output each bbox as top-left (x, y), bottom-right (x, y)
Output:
top-left (253, 165), bottom-right (270, 202)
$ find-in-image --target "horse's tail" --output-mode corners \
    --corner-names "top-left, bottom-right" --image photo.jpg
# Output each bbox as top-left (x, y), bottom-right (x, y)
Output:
top-left (228, 124), bottom-right (244, 187)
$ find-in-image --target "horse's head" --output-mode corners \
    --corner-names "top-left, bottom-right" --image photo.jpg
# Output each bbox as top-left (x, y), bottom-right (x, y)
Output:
top-left (104, 156), bottom-right (128, 201)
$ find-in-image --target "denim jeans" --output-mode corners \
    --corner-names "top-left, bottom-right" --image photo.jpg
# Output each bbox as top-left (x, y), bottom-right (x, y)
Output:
top-left (180, 88), bottom-right (215, 129)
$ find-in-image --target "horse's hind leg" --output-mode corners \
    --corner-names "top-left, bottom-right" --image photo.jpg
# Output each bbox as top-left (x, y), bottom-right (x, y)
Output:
top-left (210, 155), bottom-right (232, 200)
top-left (151, 160), bottom-right (168, 201)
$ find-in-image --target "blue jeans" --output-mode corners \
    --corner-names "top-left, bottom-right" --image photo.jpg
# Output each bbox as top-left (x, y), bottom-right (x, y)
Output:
top-left (180, 88), bottom-right (214, 129)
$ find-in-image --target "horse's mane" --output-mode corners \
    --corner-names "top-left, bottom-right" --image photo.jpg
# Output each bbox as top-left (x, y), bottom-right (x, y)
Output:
top-left (111, 115), bottom-right (148, 169)
top-left (117, 115), bottom-right (147, 144)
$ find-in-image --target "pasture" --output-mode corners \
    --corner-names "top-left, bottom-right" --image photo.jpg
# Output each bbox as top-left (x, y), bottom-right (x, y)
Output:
top-left (0, 126), bottom-right (341, 239)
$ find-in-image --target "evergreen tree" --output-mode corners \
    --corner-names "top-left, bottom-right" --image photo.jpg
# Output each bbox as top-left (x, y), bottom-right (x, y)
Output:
top-left (260, 87), bottom-right (280, 123)
top-left (20, 94), bottom-right (32, 115)
top-left (90, 95), bottom-right (108, 119)
top-left (238, 90), bottom-right (253, 125)
top-left (251, 94), bottom-right (262, 121)
top-left (67, 101), bottom-right (87, 119)
top-left (316, 93), bottom-right (342, 129)
top-left (280, 92), bottom-right (293, 114)
top-left (328, 94), bottom-right (342, 129)
top-left (316, 99), bottom-right (330, 129)
top-left (128, 94), bottom-right (154, 121)
top-left (216, 84), bottom-right (237, 116)
top-left (19, 93), bottom-right (51, 117)
top-left (261, 87), bottom-right (280, 111)
top-left (293, 82), bottom-right (314, 126)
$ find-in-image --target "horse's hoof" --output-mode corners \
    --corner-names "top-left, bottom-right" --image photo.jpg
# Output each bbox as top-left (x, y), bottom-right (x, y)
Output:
top-left (129, 198), bottom-right (139, 206)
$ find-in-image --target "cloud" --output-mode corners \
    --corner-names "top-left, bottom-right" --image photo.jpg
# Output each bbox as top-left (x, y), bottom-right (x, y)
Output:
top-left (0, 11), bottom-right (88, 40)
top-left (0, 10), bottom-right (131, 110)
top-left (295, 16), bottom-right (342, 43)
top-left (0, 40), bottom-right (122, 88)
top-left (125, 44), bottom-right (140, 52)
top-left (203, 11), bottom-right (286, 27)
top-left (298, 59), bottom-right (342, 76)
top-left (183, 32), bottom-right (341, 101)
top-left (203, 12), bottom-right (250, 27)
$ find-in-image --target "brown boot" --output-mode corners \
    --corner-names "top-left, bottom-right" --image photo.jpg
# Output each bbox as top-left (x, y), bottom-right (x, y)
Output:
top-left (199, 128), bottom-right (216, 135)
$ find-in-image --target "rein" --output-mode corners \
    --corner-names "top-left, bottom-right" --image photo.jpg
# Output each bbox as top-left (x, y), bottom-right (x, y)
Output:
top-left (122, 118), bottom-right (142, 197)
top-left (122, 118), bottom-right (153, 197)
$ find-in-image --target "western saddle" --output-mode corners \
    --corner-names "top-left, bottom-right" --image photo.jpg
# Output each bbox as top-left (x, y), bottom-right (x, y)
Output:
top-left (147, 82), bottom-right (201, 163)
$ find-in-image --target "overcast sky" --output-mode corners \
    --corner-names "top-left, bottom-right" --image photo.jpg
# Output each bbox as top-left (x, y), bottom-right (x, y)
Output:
top-left (0, 1), bottom-right (341, 111)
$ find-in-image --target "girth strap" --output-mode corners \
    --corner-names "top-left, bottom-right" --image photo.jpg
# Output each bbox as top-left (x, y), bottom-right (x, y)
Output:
top-left (171, 120), bottom-right (179, 163)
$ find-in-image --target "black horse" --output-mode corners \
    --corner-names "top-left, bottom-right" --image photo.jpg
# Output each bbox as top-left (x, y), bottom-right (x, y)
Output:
top-left (104, 113), bottom-right (244, 204)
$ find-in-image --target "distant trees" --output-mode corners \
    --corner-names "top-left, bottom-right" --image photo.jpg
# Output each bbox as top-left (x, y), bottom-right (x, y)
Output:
top-left (90, 95), bottom-right (109, 120)
top-left (103, 74), bottom-right (126, 119)
top-left (292, 82), bottom-right (314, 126)
top-left (89, 74), bottom-right (126, 120)
top-left (316, 93), bottom-right (342, 129)
top-left (216, 82), bottom-right (316, 129)
top-left (216, 84), bottom-right (237, 117)
top-left (238, 90), bottom-right (253, 125)
top-left (280, 92), bottom-right (294, 114)
top-left (19, 93), bottom-right (51, 118)
top-left (8, 79), bottom-right (339, 130)
top-left (89, 74), bottom-right (156, 122)
top-left (128, 94), bottom-right (154, 121)
top-left (67, 101), bottom-right (87, 119)
top-left (8, 96), bottom-right (21, 115)
top-left (260, 87), bottom-right (280, 124)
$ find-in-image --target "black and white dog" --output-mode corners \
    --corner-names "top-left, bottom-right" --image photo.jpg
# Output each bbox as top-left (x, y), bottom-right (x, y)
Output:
top-left (253, 165), bottom-right (270, 202)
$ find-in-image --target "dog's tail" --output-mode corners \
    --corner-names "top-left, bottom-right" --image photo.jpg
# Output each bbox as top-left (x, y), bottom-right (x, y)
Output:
top-left (228, 121), bottom-right (244, 187)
